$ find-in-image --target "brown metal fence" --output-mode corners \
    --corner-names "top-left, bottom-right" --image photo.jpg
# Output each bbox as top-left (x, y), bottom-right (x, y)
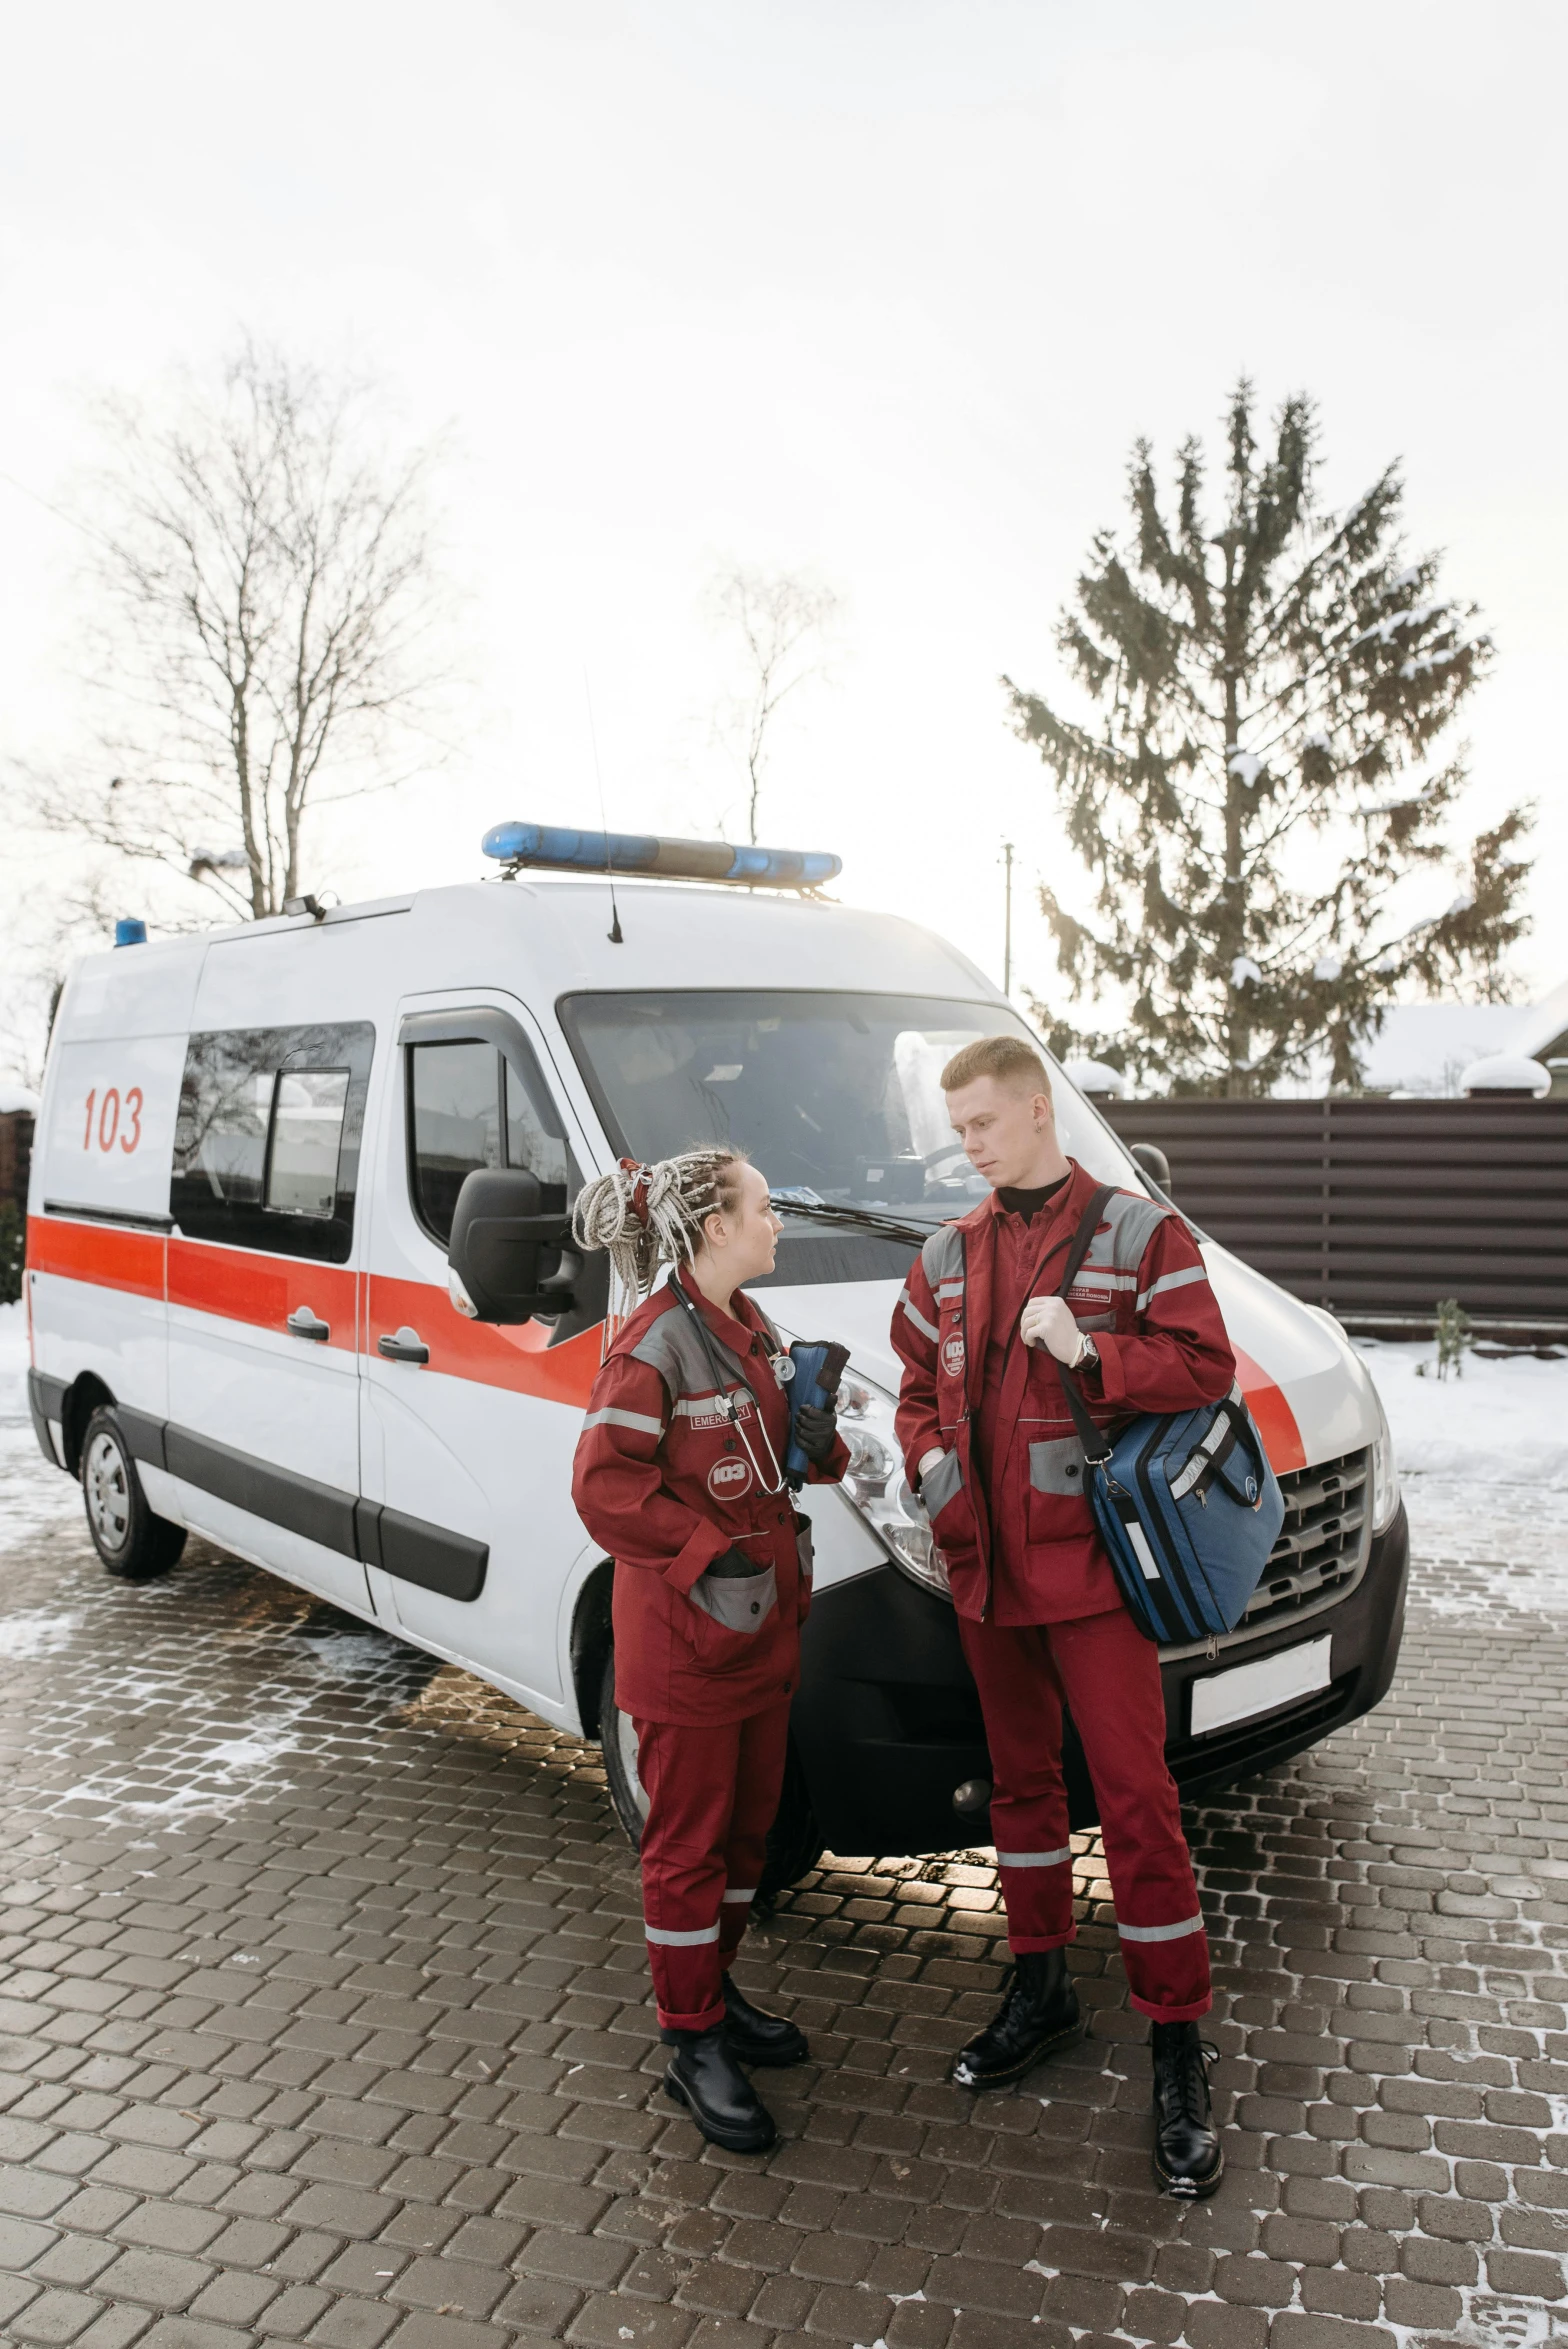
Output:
top-left (1100, 1097), bottom-right (1568, 1328)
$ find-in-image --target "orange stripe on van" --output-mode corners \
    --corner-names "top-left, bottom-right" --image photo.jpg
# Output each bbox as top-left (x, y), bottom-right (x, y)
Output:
top-left (367, 1274), bottom-right (601, 1407)
top-left (168, 1238), bottom-right (358, 1349)
top-left (1232, 1346), bottom-right (1307, 1474)
top-left (26, 1214), bottom-right (166, 1298)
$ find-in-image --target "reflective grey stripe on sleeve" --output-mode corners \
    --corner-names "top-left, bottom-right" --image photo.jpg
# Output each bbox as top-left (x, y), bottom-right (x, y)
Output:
top-left (1136, 1264), bottom-right (1210, 1312)
top-left (721, 1886), bottom-right (756, 1905)
top-left (582, 1406), bottom-right (666, 1436)
top-left (995, 1848), bottom-right (1073, 1868)
top-left (1117, 1913), bottom-right (1206, 1943)
top-left (936, 1280), bottom-right (965, 1302)
top-left (644, 1921), bottom-right (721, 1946)
top-left (899, 1290), bottom-right (940, 1343)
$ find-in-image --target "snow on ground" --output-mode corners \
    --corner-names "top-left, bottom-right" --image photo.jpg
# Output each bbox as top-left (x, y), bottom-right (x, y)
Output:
top-left (1353, 1335), bottom-right (1568, 1488)
top-left (0, 1299), bottom-right (83, 1554)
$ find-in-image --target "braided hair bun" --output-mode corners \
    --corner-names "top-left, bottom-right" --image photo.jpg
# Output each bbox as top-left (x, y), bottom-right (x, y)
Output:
top-left (573, 1150), bottom-right (748, 1307)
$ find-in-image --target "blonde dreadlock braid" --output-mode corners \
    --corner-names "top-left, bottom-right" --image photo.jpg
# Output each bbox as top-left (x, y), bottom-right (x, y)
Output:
top-left (573, 1150), bottom-right (748, 1325)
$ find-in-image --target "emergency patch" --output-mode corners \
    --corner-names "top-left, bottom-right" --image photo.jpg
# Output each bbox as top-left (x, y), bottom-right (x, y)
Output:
top-left (707, 1455), bottom-right (753, 1501)
top-left (941, 1334), bottom-right (966, 1378)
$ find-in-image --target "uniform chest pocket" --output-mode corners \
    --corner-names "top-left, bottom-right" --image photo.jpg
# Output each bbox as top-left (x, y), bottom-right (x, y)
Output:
top-left (1066, 1283), bottom-right (1117, 1331)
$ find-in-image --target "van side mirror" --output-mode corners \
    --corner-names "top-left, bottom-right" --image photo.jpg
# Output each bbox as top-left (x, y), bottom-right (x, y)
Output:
top-left (447, 1167), bottom-right (577, 1324)
top-left (1128, 1141), bottom-right (1173, 1198)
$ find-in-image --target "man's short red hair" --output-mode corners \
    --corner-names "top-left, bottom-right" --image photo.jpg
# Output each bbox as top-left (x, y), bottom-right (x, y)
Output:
top-left (940, 1034), bottom-right (1052, 1098)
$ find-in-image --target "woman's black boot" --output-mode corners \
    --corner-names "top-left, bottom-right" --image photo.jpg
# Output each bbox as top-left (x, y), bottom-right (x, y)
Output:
top-left (723, 1973), bottom-right (809, 2067)
top-left (665, 2025), bottom-right (778, 2152)
top-left (950, 1949), bottom-right (1081, 2089)
top-left (1150, 2020), bottom-right (1224, 2197)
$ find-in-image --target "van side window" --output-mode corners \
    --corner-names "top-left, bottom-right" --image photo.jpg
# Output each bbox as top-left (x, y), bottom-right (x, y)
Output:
top-left (408, 1036), bottom-right (574, 1248)
top-left (170, 1023), bottom-right (374, 1263)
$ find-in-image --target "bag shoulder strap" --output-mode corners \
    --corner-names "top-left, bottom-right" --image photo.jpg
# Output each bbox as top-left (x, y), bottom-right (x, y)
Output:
top-left (1054, 1183), bottom-right (1119, 1465)
top-left (1056, 1183), bottom-right (1119, 1302)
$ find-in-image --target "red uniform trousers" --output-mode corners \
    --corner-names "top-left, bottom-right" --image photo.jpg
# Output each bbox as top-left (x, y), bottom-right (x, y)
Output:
top-left (959, 1606), bottom-right (1211, 2022)
top-left (635, 1701), bottom-right (791, 2033)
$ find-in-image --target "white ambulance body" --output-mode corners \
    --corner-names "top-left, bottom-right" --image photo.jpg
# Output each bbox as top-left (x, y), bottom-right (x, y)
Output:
top-left (24, 863), bottom-right (1408, 1874)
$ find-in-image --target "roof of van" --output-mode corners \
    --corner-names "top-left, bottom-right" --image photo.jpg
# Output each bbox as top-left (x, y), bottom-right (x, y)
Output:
top-left (57, 877), bottom-right (1005, 1026)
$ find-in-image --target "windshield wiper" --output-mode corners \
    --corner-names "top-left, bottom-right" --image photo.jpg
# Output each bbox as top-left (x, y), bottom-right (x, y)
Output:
top-left (769, 1195), bottom-right (936, 1249)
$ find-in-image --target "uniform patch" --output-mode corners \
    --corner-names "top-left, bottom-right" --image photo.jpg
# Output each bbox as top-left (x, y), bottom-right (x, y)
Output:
top-left (707, 1455), bottom-right (753, 1501)
top-left (941, 1334), bottom-right (966, 1378)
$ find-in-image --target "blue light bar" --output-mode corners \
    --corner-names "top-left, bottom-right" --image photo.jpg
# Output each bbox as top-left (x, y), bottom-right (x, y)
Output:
top-left (481, 821), bottom-right (840, 891)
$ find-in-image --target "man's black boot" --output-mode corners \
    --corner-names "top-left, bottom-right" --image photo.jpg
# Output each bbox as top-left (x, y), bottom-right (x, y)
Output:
top-left (664, 2025), bottom-right (777, 2153)
top-left (1150, 2020), bottom-right (1224, 2197)
top-left (950, 1949), bottom-right (1080, 2090)
top-left (722, 1973), bottom-right (809, 2067)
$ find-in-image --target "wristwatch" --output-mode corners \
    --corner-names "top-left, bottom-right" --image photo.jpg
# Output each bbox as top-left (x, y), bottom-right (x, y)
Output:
top-left (1074, 1333), bottom-right (1099, 1372)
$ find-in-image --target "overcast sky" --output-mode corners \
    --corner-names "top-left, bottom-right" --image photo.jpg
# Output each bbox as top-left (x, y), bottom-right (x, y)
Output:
top-left (3, 0), bottom-right (1564, 1065)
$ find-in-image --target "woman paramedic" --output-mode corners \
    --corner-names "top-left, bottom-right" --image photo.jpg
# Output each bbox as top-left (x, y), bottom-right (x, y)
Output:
top-left (570, 1150), bottom-right (848, 2155)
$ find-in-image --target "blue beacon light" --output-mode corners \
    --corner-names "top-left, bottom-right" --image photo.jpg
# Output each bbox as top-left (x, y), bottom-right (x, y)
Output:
top-left (480, 821), bottom-right (840, 891)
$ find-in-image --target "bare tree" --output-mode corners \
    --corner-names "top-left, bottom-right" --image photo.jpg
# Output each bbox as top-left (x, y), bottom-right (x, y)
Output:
top-left (705, 565), bottom-right (841, 843)
top-left (33, 343), bottom-right (449, 919)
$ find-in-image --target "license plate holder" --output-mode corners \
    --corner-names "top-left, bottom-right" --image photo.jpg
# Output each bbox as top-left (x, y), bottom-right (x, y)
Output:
top-left (1190, 1633), bottom-right (1333, 1737)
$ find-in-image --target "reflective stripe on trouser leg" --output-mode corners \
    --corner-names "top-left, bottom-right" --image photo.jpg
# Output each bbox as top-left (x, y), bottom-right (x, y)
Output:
top-left (1047, 1609), bottom-right (1211, 2021)
top-left (634, 1703), bottom-right (793, 2028)
top-left (956, 1614), bottom-right (1076, 1952)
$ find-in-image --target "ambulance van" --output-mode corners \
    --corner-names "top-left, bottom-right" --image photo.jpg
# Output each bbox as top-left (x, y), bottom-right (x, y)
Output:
top-left (24, 824), bottom-right (1408, 1889)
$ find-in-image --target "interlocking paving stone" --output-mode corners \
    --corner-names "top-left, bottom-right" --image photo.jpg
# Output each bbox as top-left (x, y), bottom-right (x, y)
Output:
top-left (1, 1466), bottom-right (1567, 2347)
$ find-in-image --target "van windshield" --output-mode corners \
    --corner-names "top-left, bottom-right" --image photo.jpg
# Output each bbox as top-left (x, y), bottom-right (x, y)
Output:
top-left (557, 990), bottom-right (1146, 1245)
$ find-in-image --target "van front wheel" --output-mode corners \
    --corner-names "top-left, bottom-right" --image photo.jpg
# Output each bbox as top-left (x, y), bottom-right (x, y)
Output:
top-left (81, 1408), bottom-right (186, 1581)
top-left (596, 1647), bottom-right (824, 1901)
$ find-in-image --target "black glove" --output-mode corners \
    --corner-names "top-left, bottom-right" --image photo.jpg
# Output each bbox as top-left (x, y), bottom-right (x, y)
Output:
top-left (793, 1403), bottom-right (838, 1465)
top-left (704, 1545), bottom-right (766, 1580)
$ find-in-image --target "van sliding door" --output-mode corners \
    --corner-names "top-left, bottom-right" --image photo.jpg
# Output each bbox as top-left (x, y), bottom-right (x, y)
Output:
top-left (165, 1021), bottom-right (374, 1611)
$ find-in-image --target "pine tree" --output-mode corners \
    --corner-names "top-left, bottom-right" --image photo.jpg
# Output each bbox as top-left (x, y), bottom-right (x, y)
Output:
top-left (1009, 383), bottom-right (1531, 1094)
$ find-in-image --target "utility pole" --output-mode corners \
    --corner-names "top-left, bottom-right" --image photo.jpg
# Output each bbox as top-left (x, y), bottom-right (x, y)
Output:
top-left (1001, 841), bottom-right (1015, 996)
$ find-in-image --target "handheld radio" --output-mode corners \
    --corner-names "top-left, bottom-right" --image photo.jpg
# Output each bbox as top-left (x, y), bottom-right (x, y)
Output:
top-left (784, 1340), bottom-right (851, 1487)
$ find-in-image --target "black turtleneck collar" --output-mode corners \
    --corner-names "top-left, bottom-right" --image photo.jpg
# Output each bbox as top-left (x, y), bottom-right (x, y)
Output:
top-left (996, 1170), bottom-right (1071, 1226)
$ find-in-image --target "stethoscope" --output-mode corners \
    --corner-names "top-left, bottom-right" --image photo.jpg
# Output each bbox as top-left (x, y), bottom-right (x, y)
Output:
top-left (670, 1275), bottom-right (791, 1499)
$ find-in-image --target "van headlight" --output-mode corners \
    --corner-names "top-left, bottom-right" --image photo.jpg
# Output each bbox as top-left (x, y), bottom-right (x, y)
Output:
top-left (1369, 1385), bottom-right (1400, 1534)
top-left (836, 1375), bottom-right (953, 1602)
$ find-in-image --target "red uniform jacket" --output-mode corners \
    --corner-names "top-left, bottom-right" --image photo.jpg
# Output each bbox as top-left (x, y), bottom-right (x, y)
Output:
top-left (571, 1268), bottom-right (849, 1725)
top-left (891, 1159), bottom-right (1235, 1627)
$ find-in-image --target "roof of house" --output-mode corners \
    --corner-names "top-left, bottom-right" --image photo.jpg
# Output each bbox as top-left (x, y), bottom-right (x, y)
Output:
top-left (1358, 981), bottom-right (1568, 1095)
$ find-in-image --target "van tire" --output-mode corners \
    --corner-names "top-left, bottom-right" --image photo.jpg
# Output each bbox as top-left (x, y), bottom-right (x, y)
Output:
top-left (596, 1648), bottom-right (825, 1901)
top-left (80, 1407), bottom-right (186, 1581)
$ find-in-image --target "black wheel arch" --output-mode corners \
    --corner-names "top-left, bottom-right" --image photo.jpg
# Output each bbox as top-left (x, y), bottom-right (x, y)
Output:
top-left (570, 1557), bottom-right (615, 1739)
top-left (61, 1373), bottom-right (117, 1477)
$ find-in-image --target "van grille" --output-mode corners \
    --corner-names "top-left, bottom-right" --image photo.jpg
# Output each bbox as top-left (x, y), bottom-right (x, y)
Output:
top-left (1241, 1447), bottom-right (1370, 1629)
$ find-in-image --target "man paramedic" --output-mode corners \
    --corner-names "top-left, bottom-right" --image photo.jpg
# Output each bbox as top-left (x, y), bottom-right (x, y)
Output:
top-left (890, 1035), bottom-right (1234, 2197)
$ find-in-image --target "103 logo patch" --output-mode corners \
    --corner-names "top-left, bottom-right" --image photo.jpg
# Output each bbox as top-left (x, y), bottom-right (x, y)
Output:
top-left (707, 1455), bottom-right (753, 1501)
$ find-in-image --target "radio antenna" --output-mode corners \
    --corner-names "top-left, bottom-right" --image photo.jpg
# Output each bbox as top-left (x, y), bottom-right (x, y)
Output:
top-left (583, 670), bottom-right (623, 944)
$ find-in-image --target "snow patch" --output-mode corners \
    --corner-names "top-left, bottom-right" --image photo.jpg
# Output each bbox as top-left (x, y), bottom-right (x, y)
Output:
top-left (1311, 955), bottom-right (1342, 982)
top-left (1231, 956), bottom-right (1263, 988)
top-left (0, 1609), bottom-right (81, 1661)
top-left (1356, 1341), bottom-right (1568, 1489)
top-left (1226, 749), bottom-right (1264, 788)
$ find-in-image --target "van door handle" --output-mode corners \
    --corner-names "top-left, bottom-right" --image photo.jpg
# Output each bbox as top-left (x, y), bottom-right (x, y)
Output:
top-left (378, 1327), bottom-right (430, 1365)
top-left (286, 1307), bottom-right (331, 1342)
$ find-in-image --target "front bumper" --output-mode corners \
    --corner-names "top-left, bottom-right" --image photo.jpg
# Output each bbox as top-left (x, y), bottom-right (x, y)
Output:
top-left (792, 1501), bottom-right (1409, 1858)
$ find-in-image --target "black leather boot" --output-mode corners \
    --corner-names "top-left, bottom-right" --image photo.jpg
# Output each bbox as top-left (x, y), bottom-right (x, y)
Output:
top-left (723, 1973), bottom-right (809, 2067)
top-left (1150, 2020), bottom-right (1223, 2197)
top-left (664, 2024), bottom-right (777, 2152)
top-left (950, 1949), bottom-right (1081, 2090)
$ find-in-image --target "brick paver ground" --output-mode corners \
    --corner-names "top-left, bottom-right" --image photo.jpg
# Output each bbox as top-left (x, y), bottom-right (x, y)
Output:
top-left (0, 1461), bottom-right (1564, 2349)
